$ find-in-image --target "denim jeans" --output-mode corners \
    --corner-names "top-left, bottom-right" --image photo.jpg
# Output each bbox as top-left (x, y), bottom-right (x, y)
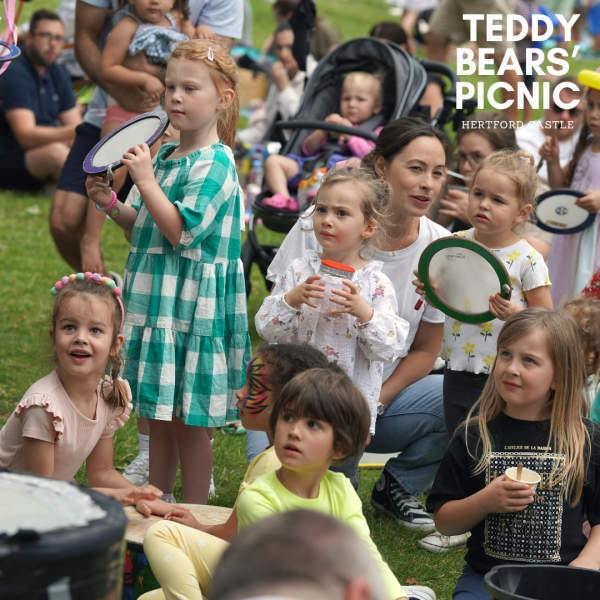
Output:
top-left (453, 564), bottom-right (491, 600)
top-left (367, 374), bottom-right (448, 497)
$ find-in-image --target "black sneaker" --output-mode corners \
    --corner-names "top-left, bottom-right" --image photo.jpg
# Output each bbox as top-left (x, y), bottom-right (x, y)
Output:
top-left (370, 469), bottom-right (436, 532)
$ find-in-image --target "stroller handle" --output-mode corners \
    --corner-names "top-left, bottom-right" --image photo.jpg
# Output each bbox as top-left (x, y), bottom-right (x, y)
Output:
top-left (274, 120), bottom-right (378, 142)
top-left (420, 60), bottom-right (458, 97)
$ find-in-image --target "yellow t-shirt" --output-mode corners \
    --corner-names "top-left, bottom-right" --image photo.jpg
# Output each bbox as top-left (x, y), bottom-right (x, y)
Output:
top-left (234, 445), bottom-right (281, 508)
top-left (237, 470), bottom-right (406, 600)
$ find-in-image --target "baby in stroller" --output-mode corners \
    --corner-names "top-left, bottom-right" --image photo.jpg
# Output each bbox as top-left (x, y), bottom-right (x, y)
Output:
top-left (262, 71), bottom-right (384, 210)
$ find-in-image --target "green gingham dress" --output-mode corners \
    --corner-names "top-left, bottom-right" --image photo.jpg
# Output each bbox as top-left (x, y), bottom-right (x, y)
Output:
top-left (122, 141), bottom-right (251, 426)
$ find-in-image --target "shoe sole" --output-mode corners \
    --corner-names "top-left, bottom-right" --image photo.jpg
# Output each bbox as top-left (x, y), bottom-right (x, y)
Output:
top-left (371, 498), bottom-right (437, 532)
top-left (417, 540), bottom-right (467, 553)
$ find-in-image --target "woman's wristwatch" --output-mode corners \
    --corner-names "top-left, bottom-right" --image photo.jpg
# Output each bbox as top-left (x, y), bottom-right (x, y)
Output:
top-left (377, 401), bottom-right (386, 416)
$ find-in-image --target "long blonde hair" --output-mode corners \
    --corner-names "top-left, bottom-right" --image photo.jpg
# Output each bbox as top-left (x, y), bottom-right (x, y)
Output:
top-left (465, 308), bottom-right (591, 506)
top-left (169, 40), bottom-right (240, 149)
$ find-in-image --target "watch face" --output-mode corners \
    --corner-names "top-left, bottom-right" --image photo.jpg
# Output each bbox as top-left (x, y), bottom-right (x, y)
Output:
top-left (377, 403), bottom-right (385, 415)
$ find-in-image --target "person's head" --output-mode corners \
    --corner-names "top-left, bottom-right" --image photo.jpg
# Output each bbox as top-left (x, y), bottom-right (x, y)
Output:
top-left (273, 0), bottom-right (298, 23)
top-left (49, 274), bottom-right (128, 411)
top-left (369, 21), bottom-right (408, 50)
top-left (453, 112), bottom-right (518, 180)
top-left (166, 41), bottom-right (238, 149)
top-left (467, 149), bottom-right (537, 235)
top-left (273, 23), bottom-right (297, 75)
top-left (564, 298), bottom-right (600, 380)
top-left (362, 115), bottom-right (450, 219)
top-left (25, 10), bottom-right (65, 69)
top-left (269, 367), bottom-right (371, 469)
top-left (310, 165), bottom-right (392, 260)
top-left (467, 308), bottom-right (590, 506)
top-left (544, 77), bottom-right (585, 142)
top-left (212, 510), bottom-right (386, 600)
top-left (340, 72), bottom-right (384, 125)
top-left (128, 0), bottom-right (175, 24)
top-left (235, 343), bottom-right (330, 435)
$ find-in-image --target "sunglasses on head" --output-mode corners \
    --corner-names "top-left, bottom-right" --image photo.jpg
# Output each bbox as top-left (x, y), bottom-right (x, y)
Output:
top-left (550, 102), bottom-right (581, 117)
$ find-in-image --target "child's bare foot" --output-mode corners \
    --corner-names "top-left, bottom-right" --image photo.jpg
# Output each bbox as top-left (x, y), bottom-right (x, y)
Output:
top-left (80, 235), bottom-right (105, 275)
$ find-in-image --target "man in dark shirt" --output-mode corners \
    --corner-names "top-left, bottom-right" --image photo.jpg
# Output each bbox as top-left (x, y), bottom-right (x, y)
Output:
top-left (0, 10), bottom-right (81, 190)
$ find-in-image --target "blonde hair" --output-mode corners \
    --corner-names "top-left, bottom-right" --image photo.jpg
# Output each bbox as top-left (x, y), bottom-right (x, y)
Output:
top-left (564, 297), bottom-right (600, 380)
top-left (472, 149), bottom-right (538, 215)
top-left (464, 308), bottom-right (591, 506)
top-left (304, 166), bottom-right (392, 258)
top-left (342, 71), bottom-right (385, 104)
top-left (49, 279), bottom-right (129, 413)
top-left (169, 40), bottom-right (240, 149)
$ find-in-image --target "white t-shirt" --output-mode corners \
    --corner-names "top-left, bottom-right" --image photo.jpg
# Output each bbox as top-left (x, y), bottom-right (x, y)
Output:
top-left (442, 229), bottom-right (551, 375)
top-left (267, 209), bottom-right (451, 382)
top-left (515, 119), bottom-right (579, 183)
top-left (188, 0), bottom-right (244, 38)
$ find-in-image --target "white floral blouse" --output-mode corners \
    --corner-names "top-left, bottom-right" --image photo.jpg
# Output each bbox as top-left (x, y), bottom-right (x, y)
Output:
top-left (255, 251), bottom-right (410, 432)
top-left (442, 229), bottom-right (551, 375)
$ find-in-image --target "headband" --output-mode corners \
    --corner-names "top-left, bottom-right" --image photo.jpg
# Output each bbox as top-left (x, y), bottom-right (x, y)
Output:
top-left (50, 272), bottom-right (124, 333)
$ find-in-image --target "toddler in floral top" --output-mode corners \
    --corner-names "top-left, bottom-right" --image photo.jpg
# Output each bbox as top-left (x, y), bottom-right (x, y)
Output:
top-left (414, 149), bottom-right (553, 434)
top-left (255, 165), bottom-right (410, 434)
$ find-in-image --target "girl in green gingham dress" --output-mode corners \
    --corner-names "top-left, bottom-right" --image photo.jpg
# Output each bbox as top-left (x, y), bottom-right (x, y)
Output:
top-left (86, 40), bottom-right (251, 503)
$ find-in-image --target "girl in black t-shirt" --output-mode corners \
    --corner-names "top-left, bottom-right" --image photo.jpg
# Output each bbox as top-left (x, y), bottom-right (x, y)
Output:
top-left (427, 307), bottom-right (600, 600)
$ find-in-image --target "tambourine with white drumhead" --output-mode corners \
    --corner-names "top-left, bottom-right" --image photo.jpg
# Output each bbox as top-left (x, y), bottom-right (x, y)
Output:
top-left (0, 469), bottom-right (126, 599)
top-left (417, 236), bottom-right (512, 324)
top-left (536, 188), bottom-right (595, 234)
top-left (83, 110), bottom-right (169, 179)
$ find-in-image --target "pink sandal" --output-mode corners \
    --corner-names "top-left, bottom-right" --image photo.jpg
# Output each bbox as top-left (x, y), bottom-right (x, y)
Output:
top-left (262, 193), bottom-right (291, 209)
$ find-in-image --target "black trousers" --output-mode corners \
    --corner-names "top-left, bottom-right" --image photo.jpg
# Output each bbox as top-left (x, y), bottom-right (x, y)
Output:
top-left (443, 369), bottom-right (489, 436)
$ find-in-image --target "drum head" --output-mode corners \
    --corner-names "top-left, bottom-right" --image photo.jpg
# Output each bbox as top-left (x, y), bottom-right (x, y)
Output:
top-left (536, 188), bottom-right (595, 234)
top-left (83, 110), bottom-right (169, 175)
top-left (418, 236), bottom-right (512, 324)
top-left (0, 41), bottom-right (20, 63)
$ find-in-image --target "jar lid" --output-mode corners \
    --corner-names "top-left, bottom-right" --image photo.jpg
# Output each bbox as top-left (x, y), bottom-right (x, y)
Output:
top-left (321, 260), bottom-right (355, 273)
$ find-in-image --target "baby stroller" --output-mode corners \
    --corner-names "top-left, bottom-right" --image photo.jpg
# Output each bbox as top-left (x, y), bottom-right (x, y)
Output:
top-left (242, 37), bottom-right (466, 297)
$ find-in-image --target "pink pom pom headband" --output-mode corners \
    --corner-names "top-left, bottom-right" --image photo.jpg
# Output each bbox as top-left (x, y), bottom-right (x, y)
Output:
top-left (50, 272), bottom-right (124, 332)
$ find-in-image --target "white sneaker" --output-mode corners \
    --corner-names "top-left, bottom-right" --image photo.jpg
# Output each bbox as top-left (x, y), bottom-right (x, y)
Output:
top-left (208, 469), bottom-right (216, 500)
top-left (122, 450), bottom-right (149, 486)
top-left (404, 585), bottom-right (436, 600)
top-left (417, 531), bottom-right (470, 553)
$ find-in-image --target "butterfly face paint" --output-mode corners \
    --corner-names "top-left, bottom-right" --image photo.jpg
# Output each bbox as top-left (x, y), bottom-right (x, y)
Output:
top-left (242, 356), bottom-right (271, 414)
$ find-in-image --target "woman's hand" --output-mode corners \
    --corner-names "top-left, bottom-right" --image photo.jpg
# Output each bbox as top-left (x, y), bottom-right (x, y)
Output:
top-left (85, 174), bottom-right (113, 207)
top-left (489, 294), bottom-right (521, 321)
top-left (539, 135), bottom-right (560, 165)
top-left (136, 497), bottom-right (191, 517)
top-left (164, 507), bottom-right (202, 529)
top-left (330, 280), bottom-right (373, 324)
top-left (121, 144), bottom-right (155, 186)
top-left (284, 275), bottom-right (324, 309)
top-left (438, 188), bottom-right (470, 223)
top-left (480, 475), bottom-right (535, 513)
top-left (412, 269), bottom-right (427, 296)
top-left (576, 190), bottom-right (600, 213)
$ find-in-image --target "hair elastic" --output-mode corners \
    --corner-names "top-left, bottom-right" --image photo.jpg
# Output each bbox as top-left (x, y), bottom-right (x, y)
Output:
top-left (50, 272), bottom-right (125, 332)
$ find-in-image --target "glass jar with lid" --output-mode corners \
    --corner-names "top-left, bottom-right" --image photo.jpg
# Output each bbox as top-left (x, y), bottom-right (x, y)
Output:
top-left (317, 260), bottom-right (356, 316)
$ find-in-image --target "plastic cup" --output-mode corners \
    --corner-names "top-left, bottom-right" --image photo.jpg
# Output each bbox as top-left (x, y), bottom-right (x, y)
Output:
top-left (505, 466), bottom-right (541, 491)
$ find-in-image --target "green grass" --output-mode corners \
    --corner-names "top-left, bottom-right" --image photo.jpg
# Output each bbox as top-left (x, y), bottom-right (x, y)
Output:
top-left (2, 1), bottom-right (595, 597)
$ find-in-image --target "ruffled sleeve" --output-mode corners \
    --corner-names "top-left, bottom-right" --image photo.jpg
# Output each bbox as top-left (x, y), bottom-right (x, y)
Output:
top-left (15, 394), bottom-right (65, 441)
top-left (100, 377), bottom-right (133, 439)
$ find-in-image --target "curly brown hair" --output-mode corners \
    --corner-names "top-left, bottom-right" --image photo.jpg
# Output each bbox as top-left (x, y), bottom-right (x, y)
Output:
top-left (564, 298), bottom-right (600, 379)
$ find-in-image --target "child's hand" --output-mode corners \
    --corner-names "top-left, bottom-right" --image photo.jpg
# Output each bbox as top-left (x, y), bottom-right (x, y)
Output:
top-left (412, 268), bottom-right (427, 296)
top-left (143, 75), bottom-right (165, 101)
top-left (85, 174), bottom-right (112, 207)
top-left (135, 497), bottom-right (191, 517)
top-left (108, 484), bottom-right (162, 507)
top-left (330, 280), bottom-right (374, 324)
top-left (284, 275), bottom-right (325, 309)
top-left (482, 474), bottom-right (535, 513)
top-left (489, 294), bottom-right (521, 321)
top-left (576, 190), bottom-right (600, 213)
top-left (164, 507), bottom-right (202, 529)
top-left (539, 135), bottom-right (560, 164)
top-left (195, 24), bottom-right (217, 40)
top-left (121, 143), bottom-right (155, 186)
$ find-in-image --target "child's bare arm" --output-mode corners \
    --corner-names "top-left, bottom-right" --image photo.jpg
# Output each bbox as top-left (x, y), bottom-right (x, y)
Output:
top-left (302, 128), bottom-right (328, 156)
top-left (171, 9), bottom-right (195, 38)
top-left (539, 135), bottom-right (568, 188)
top-left (570, 524), bottom-right (600, 570)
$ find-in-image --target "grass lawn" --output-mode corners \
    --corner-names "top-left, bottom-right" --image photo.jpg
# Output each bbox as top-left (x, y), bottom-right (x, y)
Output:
top-left (0, 1), bottom-right (595, 597)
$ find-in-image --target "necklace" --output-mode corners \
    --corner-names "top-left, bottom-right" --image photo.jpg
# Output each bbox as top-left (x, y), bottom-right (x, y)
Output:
top-left (390, 217), bottom-right (417, 256)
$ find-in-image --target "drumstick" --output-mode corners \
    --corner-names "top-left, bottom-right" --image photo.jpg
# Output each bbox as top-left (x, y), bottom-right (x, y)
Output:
top-left (516, 463), bottom-right (523, 481)
top-left (414, 299), bottom-right (424, 310)
top-left (536, 123), bottom-right (561, 173)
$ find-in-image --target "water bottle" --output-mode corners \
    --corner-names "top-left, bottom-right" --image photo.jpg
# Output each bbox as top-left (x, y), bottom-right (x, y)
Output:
top-left (248, 159), bottom-right (264, 188)
top-left (317, 260), bottom-right (355, 316)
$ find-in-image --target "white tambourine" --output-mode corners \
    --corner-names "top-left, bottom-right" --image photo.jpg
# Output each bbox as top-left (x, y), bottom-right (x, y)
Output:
top-left (536, 189), bottom-right (595, 235)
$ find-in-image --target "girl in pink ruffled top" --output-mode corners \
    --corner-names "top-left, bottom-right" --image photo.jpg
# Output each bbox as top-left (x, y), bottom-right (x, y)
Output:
top-left (0, 273), bottom-right (162, 507)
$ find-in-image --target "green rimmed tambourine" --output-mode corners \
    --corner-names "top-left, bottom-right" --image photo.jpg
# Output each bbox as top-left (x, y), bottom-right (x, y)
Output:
top-left (416, 236), bottom-right (512, 324)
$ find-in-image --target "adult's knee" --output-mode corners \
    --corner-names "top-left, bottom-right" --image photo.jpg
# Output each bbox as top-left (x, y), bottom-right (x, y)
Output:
top-left (50, 189), bottom-right (87, 239)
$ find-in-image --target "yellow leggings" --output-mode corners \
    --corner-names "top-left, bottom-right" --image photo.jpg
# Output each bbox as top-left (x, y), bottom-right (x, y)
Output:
top-left (138, 520), bottom-right (229, 600)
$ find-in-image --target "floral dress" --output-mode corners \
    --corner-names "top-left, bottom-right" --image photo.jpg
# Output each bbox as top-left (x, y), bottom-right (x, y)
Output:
top-left (255, 251), bottom-right (410, 432)
top-left (122, 142), bottom-right (251, 426)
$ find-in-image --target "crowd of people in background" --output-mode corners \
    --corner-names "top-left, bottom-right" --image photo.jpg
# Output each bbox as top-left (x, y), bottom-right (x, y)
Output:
top-left (2, 1), bottom-right (600, 600)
